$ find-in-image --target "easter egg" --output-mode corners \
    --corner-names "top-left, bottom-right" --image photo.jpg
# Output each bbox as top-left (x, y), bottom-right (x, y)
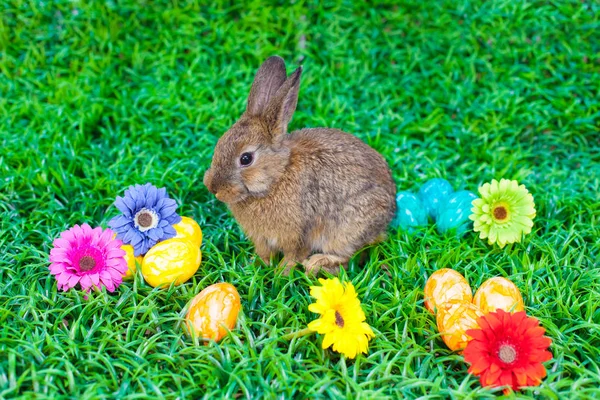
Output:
top-left (424, 268), bottom-right (473, 314)
top-left (418, 178), bottom-right (454, 220)
top-left (141, 238), bottom-right (202, 287)
top-left (174, 216), bottom-right (203, 247)
top-left (122, 244), bottom-right (143, 280)
top-left (112, 233), bottom-right (143, 280)
top-left (436, 300), bottom-right (484, 351)
top-left (392, 191), bottom-right (428, 230)
top-left (436, 190), bottom-right (478, 234)
top-left (473, 277), bottom-right (525, 314)
top-left (186, 283), bottom-right (241, 342)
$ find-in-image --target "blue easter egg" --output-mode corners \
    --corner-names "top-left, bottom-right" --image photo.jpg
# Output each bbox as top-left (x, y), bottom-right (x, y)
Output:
top-left (436, 190), bottom-right (478, 234)
top-left (417, 178), bottom-right (454, 220)
top-left (392, 191), bottom-right (428, 231)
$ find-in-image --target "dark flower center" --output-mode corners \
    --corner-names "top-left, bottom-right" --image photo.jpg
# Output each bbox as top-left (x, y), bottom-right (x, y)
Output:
top-left (134, 208), bottom-right (159, 232)
top-left (79, 255), bottom-right (96, 271)
top-left (493, 205), bottom-right (508, 221)
top-left (137, 211), bottom-right (153, 228)
top-left (498, 344), bottom-right (517, 364)
top-left (335, 311), bottom-right (344, 328)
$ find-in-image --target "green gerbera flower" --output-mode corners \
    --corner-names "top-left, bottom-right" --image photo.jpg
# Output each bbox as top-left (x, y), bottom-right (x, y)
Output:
top-left (469, 179), bottom-right (536, 248)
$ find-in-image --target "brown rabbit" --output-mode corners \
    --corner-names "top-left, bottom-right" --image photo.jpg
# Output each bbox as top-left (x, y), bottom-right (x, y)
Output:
top-left (203, 56), bottom-right (396, 275)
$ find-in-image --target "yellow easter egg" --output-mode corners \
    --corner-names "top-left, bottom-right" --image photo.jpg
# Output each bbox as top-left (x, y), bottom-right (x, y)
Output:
top-left (186, 283), bottom-right (241, 342)
top-left (121, 244), bottom-right (143, 280)
top-left (141, 238), bottom-right (202, 288)
top-left (174, 216), bottom-right (203, 247)
top-left (424, 268), bottom-right (473, 314)
top-left (112, 233), bottom-right (143, 280)
top-left (473, 277), bottom-right (525, 314)
top-left (436, 300), bottom-right (484, 351)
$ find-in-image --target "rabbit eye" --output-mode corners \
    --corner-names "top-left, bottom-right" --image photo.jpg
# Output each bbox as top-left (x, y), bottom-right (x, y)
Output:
top-left (239, 152), bottom-right (254, 167)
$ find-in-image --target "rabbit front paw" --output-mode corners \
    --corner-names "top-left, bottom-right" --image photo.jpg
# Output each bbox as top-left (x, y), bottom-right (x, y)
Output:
top-left (302, 254), bottom-right (347, 276)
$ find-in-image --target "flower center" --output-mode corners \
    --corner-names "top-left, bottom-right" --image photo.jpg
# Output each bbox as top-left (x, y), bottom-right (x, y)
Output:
top-left (79, 255), bottom-right (96, 271)
top-left (493, 205), bottom-right (508, 221)
top-left (335, 311), bottom-right (344, 328)
top-left (498, 344), bottom-right (517, 364)
top-left (134, 208), bottom-right (159, 232)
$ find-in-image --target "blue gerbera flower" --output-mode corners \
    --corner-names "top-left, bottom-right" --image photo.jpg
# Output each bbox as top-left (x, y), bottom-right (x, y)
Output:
top-left (109, 183), bottom-right (181, 256)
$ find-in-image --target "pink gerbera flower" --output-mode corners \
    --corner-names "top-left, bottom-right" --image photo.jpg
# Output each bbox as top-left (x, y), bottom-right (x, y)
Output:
top-left (49, 224), bottom-right (128, 292)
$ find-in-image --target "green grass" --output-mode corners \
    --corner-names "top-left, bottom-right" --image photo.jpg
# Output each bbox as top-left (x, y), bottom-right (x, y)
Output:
top-left (1, 0), bottom-right (599, 398)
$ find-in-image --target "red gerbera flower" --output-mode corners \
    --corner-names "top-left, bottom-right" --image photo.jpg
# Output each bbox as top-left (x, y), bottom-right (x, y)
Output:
top-left (463, 309), bottom-right (552, 394)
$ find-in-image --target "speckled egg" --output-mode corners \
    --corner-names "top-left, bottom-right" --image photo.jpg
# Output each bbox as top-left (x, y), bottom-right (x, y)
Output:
top-left (392, 191), bottom-right (428, 231)
top-left (418, 178), bottom-right (454, 220)
top-left (473, 277), bottom-right (525, 314)
top-left (436, 190), bottom-right (478, 234)
top-left (186, 283), bottom-right (241, 342)
top-left (424, 268), bottom-right (473, 314)
top-left (436, 300), bottom-right (484, 351)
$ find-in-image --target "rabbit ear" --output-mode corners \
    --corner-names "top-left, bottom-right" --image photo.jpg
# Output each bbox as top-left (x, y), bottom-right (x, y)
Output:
top-left (247, 56), bottom-right (287, 116)
top-left (264, 66), bottom-right (302, 137)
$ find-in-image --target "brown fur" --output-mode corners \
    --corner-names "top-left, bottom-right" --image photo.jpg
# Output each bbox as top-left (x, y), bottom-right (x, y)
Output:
top-left (203, 56), bottom-right (396, 275)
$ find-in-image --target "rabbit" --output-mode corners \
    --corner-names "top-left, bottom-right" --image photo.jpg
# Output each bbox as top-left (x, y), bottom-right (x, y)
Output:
top-left (203, 56), bottom-right (396, 275)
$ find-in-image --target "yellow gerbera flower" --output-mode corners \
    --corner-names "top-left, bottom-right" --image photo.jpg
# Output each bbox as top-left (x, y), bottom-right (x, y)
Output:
top-left (307, 278), bottom-right (374, 359)
top-left (469, 179), bottom-right (536, 248)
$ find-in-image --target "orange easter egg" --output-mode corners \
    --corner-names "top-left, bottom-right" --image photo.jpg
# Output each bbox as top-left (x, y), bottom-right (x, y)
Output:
top-left (424, 268), bottom-right (473, 314)
top-left (473, 277), bottom-right (525, 314)
top-left (185, 283), bottom-right (241, 342)
top-left (436, 300), bottom-right (484, 351)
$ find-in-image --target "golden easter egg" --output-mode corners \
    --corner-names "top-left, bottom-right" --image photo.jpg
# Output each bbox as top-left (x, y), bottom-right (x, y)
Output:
top-left (112, 233), bottom-right (142, 280)
top-left (141, 238), bottom-right (201, 288)
top-left (174, 216), bottom-right (203, 247)
top-left (473, 277), bottom-right (525, 314)
top-left (424, 268), bottom-right (473, 314)
top-left (186, 283), bottom-right (241, 342)
top-left (436, 300), bottom-right (484, 351)
top-left (121, 244), bottom-right (143, 280)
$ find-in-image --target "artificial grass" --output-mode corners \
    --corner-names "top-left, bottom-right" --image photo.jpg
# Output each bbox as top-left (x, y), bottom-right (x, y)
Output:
top-left (1, 0), bottom-right (599, 398)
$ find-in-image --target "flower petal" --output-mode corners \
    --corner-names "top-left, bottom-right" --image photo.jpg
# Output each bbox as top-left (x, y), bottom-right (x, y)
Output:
top-left (123, 195), bottom-right (137, 214)
top-left (109, 215), bottom-right (132, 230)
top-left (60, 228), bottom-right (76, 242)
top-left (465, 328), bottom-right (486, 341)
top-left (80, 274), bottom-right (92, 290)
top-left (469, 355), bottom-right (491, 375)
top-left (50, 248), bottom-right (72, 264)
top-left (106, 248), bottom-right (126, 259)
top-left (53, 238), bottom-right (72, 250)
top-left (321, 332), bottom-right (335, 350)
top-left (147, 227), bottom-right (164, 242)
top-left (115, 196), bottom-right (133, 216)
top-left (90, 273), bottom-right (100, 286)
top-left (158, 198), bottom-right (178, 218)
top-left (67, 274), bottom-right (81, 288)
top-left (162, 224), bottom-right (177, 239)
top-left (165, 214), bottom-right (182, 225)
top-left (56, 272), bottom-right (72, 285)
top-left (102, 277), bottom-right (116, 292)
top-left (49, 262), bottom-right (67, 275)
